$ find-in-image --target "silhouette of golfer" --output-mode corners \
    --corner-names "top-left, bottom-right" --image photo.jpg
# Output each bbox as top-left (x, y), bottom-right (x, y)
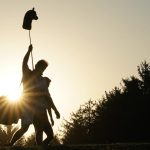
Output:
top-left (9, 45), bottom-right (60, 145)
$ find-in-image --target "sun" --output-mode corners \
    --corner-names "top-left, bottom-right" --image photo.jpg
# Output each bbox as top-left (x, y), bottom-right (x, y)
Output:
top-left (7, 88), bottom-right (22, 102)
top-left (0, 75), bottom-right (22, 102)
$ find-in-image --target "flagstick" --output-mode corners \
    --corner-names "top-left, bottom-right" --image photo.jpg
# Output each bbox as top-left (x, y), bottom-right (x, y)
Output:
top-left (29, 30), bottom-right (34, 70)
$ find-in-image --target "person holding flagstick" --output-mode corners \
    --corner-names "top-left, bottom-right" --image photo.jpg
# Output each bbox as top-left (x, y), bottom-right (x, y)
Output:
top-left (8, 8), bottom-right (60, 146)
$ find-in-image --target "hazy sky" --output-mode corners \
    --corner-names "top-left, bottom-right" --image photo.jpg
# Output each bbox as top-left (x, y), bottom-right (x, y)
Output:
top-left (0, 0), bottom-right (150, 133)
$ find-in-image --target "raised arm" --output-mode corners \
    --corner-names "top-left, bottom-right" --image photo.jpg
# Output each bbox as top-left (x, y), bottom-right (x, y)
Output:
top-left (22, 44), bottom-right (33, 73)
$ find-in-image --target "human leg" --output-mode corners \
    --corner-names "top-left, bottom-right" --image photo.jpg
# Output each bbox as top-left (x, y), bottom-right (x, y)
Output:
top-left (9, 124), bottom-right (29, 146)
top-left (42, 122), bottom-right (53, 145)
top-left (9, 107), bottom-right (33, 146)
top-left (34, 112), bottom-right (53, 145)
top-left (34, 125), bottom-right (43, 145)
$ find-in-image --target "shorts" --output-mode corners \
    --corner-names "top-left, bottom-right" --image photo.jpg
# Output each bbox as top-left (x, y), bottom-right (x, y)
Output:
top-left (20, 98), bottom-right (35, 126)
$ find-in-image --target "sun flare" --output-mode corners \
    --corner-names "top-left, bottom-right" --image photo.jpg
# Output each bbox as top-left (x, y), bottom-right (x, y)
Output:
top-left (0, 75), bottom-right (22, 102)
top-left (7, 88), bottom-right (22, 102)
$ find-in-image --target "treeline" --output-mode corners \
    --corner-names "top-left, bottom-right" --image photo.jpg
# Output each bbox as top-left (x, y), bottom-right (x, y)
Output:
top-left (60, 61), bottom-right (150, 144)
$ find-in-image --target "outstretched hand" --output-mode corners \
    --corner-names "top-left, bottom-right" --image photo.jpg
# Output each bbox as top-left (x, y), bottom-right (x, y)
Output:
top-left (28, 44), bottom-right (33, 52)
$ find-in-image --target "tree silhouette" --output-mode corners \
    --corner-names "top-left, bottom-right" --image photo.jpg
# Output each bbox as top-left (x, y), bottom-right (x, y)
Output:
top-left (61, 61), bottom-right (150, 144)
top-left (61, 100), bottom-right (96, 144)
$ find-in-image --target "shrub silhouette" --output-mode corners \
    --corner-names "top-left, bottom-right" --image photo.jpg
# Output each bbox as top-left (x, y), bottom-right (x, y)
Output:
top-left (61, 61), bottom-right (150, 144)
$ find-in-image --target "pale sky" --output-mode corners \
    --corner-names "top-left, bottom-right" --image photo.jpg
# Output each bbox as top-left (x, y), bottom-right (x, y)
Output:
top-left (0, 0), bottom-right (150, 134)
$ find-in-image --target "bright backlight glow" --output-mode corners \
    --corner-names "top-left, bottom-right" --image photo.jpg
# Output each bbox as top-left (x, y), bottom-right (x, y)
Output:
top-left (0, 75), bottom-right (22, 102)
top-left (7, 88), bottom-right (22, 102)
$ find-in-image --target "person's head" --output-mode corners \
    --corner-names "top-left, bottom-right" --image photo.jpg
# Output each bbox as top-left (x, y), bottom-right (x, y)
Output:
top-left (35, 59), bottom-right (48, 76)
